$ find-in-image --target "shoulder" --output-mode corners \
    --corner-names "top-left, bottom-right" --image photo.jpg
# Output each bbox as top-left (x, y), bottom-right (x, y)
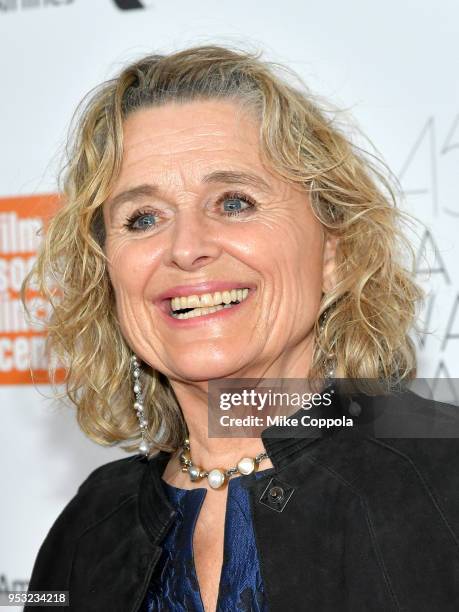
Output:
top-left (77, 453), bottom-right (148, 497)
top-left (47, 451), bottom-right (166, 531)
top-left (322, 386), bottom-right (459, 471)
top-left (26, 452), bottom-right (165, 594)
top-left (62, 454), bottom-right (149, 524)
top-left (300, 389), bottom-right (459, 608)
top-left (313, 388), bottom-right (459, 533)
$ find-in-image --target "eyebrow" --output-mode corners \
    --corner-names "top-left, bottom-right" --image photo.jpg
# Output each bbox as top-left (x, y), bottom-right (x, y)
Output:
top-left (106, 170), bottom-right (271, 214)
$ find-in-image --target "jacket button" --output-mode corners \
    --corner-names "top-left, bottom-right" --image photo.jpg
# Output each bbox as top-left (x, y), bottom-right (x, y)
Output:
top-left (349, 400), bottom-right (362, 417)
top-left (259, 477), bottom-right (295, 512)
top-left (268, 486), bottom-right (284, 501)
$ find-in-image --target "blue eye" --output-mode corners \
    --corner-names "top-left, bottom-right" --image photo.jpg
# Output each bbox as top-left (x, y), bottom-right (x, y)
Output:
top-left (219, 192), bottom-right (256, 217)
top-left (224, 198), bottom-right (247, 215)
top-left (123, 191), bottom-right (256, 232)
top-left (124, 210), bottom-right (157, 232)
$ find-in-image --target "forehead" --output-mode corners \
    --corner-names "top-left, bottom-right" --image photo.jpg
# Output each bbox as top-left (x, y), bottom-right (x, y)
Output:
top-left (119, 99), bottom-right (263, 178)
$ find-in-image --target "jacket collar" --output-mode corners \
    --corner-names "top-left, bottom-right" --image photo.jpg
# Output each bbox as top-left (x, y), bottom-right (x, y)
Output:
top-left (260, 379), bottom-right (347, 469)
top-left (138, 380), bottom-right (350, 545)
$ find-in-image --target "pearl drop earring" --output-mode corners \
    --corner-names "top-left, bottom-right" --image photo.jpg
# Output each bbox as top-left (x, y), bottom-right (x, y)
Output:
top-left (131, 354), bottom-right (151, 456)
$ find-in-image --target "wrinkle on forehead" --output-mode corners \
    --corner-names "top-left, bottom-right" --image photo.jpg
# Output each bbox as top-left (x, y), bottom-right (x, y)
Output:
top-left (122, 100), bottom-right (260, 155)
top-left (114, 100), bottom-right (270, 193)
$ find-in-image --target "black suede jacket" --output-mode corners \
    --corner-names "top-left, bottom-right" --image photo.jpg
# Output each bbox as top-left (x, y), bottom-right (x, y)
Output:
top-left (25, 384), bottom-right (459, 611)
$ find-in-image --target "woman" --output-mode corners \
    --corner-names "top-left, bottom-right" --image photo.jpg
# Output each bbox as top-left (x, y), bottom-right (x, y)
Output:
top-left (22, 45), bottom-right (459, 611)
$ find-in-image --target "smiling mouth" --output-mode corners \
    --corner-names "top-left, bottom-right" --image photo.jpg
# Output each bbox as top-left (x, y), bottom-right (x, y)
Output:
top-left (169, 288), bottom-right (250, 320)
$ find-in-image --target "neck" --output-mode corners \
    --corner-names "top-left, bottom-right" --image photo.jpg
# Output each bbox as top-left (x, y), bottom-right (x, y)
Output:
top-left (165, 342), bottom-right (316, 485)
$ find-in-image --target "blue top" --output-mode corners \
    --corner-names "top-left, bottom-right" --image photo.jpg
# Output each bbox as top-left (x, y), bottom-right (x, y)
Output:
top-left (142, 467), bottom-right (275, 611)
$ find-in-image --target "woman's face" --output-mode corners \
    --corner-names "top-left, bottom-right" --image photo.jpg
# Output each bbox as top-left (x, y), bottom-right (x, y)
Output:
top-left (103, 99), bottom-right (337, 382)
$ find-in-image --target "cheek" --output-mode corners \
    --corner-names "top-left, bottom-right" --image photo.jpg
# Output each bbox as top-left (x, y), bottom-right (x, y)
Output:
top-left (106, 243), bottom-right (135, 297)
top-left (293, 237), bottom-right (324, 307)
top-left (246, 211), bottom-right (323, 277)
top-left (260, 214), bottom-right (324, 316)
top-left (105, 245), bottom-right (152, 350)
top-left (279, 208), bottom-right (324, 276)
top-left (234, 217), bottom-right (323, 329)
top-left (105, 237), bottom-right (159, 303)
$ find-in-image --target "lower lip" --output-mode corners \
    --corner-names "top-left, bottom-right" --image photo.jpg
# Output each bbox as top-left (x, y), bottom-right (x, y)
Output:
top-left (156, 289), bottom-right (256, 328)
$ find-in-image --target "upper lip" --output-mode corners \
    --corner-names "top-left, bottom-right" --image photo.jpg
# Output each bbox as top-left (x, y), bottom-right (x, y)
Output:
top-left (154, 281), bottom-right (256, 304)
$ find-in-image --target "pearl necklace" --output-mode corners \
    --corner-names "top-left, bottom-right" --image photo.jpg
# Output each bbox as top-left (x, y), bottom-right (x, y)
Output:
top-left (179, 438), bottom-right (270, 489)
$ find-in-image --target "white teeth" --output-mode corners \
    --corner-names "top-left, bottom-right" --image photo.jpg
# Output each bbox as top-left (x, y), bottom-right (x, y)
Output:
top-left (174, 303), bottom-right (236, 320)
top-left (170, 288), bottom-right (250, 312)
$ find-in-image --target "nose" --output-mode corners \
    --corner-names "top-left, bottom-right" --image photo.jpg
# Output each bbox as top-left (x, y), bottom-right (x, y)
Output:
top-left (164, 206), bottom-right (221, 271)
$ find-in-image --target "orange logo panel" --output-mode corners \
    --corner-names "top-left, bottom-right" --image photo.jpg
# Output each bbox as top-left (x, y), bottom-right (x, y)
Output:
top-left (0, 194), bottom-right (66, 385)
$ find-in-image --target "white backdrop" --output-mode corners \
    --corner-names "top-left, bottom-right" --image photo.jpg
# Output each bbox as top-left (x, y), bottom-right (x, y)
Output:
top-left (1, 0), bottom-right (459, 597)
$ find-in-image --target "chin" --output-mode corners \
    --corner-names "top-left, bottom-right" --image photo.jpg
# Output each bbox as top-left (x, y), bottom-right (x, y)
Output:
top-left (168, 352), bottom-right (248, 382)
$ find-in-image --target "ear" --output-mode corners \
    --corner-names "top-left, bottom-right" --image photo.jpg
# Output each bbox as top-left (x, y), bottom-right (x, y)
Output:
top-left (322, 231), bottom-right (339, 294)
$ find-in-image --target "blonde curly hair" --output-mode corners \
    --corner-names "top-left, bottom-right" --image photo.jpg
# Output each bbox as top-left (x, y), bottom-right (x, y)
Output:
top-left (21, 43), bottom-right (425, 455)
